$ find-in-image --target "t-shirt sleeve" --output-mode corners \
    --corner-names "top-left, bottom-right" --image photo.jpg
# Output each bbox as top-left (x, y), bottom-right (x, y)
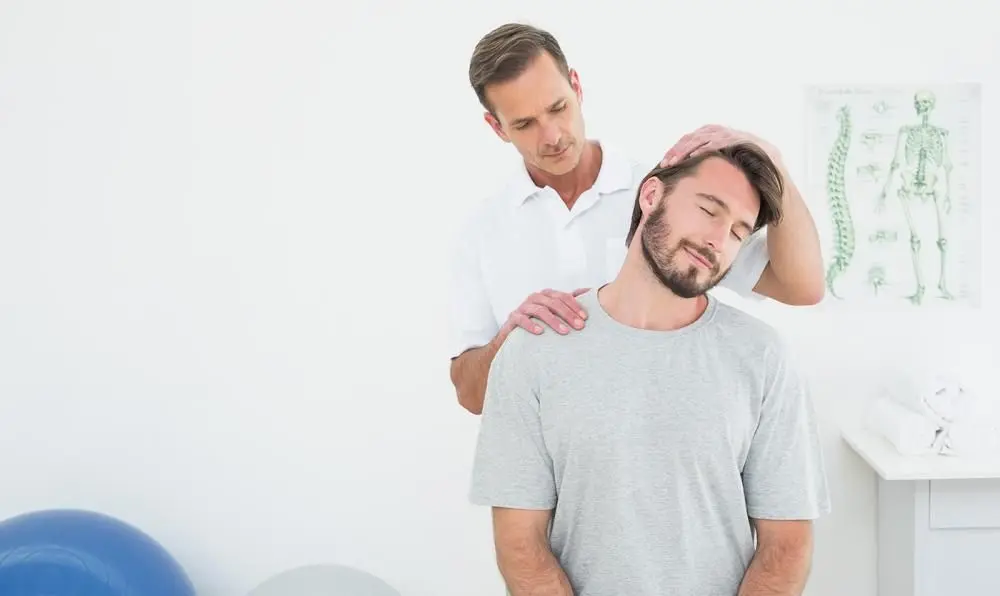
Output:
top-left (742, 339), bottom-right (831, 520)
top-left (718, 230), bottom-right (770, 300)
top-left (469, 331), bottom-right (556, 510)
top-left (447, 212), bottom-right (501, 359)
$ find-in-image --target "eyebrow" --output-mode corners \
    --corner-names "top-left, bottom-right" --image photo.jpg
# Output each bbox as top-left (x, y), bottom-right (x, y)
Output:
top-left (510, 99), bottom-right (566, 128)
top-left (696, 192), bottom-right (754, 235)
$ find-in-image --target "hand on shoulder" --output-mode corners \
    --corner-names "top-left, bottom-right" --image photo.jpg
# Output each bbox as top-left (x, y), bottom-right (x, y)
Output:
top-left (499, 287), bottom-right (591, 342)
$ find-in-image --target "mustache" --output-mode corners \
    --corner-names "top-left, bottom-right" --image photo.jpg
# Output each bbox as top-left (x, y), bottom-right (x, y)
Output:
top-left (680, 240), bottom-right (719, 269)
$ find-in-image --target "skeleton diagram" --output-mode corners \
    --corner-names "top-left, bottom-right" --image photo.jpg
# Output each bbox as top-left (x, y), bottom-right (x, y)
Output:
top-left (876, 91), bottom-right (953, 304)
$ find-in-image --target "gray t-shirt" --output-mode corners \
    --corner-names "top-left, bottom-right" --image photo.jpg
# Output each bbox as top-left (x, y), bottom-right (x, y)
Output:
top-left (469, 288), bottom-right (831, 595)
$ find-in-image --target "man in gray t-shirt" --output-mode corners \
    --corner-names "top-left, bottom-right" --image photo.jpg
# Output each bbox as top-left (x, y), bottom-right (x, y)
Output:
top-left (469, 144), bottom-right (831, 595)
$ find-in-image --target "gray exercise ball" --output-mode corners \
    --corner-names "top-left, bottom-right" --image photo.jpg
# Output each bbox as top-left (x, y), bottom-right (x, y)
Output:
top-left (246, 563), bottom-right (401, 596)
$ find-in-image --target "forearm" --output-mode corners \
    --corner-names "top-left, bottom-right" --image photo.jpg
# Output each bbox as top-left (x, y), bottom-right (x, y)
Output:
top-left (450, 332), bottom-right (506, 415)
top-left (766, 169), bottom-right (825, 301)
top-left (737, 543), bottom-right (812, 596)
top-left (498, 540), bottom-right (574, 596)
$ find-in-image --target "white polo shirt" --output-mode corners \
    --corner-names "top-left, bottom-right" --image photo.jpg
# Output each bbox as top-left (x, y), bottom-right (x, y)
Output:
top-left (447, 141), bottom-right (769, 359)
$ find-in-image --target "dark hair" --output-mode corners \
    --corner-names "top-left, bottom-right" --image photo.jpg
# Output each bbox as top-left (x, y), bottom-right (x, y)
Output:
top-left (625, 143), bottom-right (785, 246)
top-left (468, 23), bottom-right (570, 115)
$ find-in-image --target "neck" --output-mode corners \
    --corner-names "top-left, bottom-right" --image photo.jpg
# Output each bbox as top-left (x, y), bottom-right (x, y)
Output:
top-left (526, 140), bottom-right (602, 209)
top-left (599, 248), bottom-right (709, 332)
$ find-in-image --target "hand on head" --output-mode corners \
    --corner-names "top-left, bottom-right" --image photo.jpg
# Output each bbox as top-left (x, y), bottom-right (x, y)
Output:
top-left (502, 288), bottom-right (590, 338)
top-left (660, 124), bottom-right (782, 168)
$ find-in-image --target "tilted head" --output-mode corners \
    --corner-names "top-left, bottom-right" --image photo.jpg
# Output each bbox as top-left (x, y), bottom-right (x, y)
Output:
top-left (914, 90), bottom-right (936, 115)
top-left (468, 23), bottom-right (586, 175)
top-left (625, 143), bottom-right (784, 298)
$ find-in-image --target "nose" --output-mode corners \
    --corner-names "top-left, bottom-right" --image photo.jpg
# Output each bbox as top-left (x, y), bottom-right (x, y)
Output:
top-left (704, 221), bottom-right (728, 251)
top-left (540, 120), bottom-right (562, 147)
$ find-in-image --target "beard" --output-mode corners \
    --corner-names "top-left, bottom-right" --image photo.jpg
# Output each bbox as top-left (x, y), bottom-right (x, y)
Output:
top-left (639, 202), bottom-right (728, 298)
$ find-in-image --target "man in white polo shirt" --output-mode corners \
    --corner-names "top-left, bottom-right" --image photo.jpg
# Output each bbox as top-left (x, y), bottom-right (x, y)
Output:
top-left (448, 22), bottom-right (825, 415)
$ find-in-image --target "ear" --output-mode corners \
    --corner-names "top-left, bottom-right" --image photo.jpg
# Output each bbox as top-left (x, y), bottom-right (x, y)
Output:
top-left (483, 111), bottom-right (510, 142)
top-left (568, 68), bottom-right (582, 104)
top-left (638, 177), bottom-right (663, 216)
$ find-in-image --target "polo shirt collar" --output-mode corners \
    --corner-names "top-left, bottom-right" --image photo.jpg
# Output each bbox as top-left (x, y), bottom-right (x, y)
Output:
top-left (507, 141), bottom-right (633, 206)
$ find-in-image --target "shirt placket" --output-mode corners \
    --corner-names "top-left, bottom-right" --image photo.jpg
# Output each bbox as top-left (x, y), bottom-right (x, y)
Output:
top-left (542, 188), bottom-right (589, 290)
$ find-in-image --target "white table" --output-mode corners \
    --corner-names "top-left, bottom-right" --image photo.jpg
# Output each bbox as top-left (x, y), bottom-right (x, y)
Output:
top-left (841, 425), bottom-right (1000, 596)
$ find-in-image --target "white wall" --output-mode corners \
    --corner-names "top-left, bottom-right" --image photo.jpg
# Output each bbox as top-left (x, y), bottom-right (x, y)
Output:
top-left (0, 1), bottom-right (996, 594)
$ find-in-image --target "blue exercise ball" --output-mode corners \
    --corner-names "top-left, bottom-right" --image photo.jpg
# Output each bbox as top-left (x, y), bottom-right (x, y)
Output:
top-left (0, 509), bottom-right (196, 596)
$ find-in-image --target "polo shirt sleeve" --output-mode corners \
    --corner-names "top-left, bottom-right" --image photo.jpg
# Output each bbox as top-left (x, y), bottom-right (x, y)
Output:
top-left (447, 213), bottom-right (501, 359)
top-left (718, 229), bottom-right (769, 300)
top-left (469, 330), bottom-right (556, 510)
top-left (741, 338), bottom-right (831, 520)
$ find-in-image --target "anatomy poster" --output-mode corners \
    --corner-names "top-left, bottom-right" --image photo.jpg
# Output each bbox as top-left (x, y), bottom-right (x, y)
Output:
top-left (803, 84), bottom-right (982, 309)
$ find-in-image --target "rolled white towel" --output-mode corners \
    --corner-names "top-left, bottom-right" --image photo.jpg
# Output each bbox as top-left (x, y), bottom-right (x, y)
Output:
top-left (882, 370), bottom-right (964, 429)
top-left (866, 396), bottom-right (946, 455)
top-left (940, 388), bottom-right (1000, 457)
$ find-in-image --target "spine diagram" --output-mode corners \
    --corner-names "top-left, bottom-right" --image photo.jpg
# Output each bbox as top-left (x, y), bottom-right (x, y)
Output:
top-left (824, 105), bottom-right (856, 298)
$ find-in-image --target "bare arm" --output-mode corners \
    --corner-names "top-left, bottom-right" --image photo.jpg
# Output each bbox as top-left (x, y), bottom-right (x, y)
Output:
top-left (752, 166), bottom-right (826, 306)
top-left (737, 519), bottom-right (814, 596)
top-left (450, 334), bottom-right (505, 415)
top-left (493, 507), bottom-right (574, 596)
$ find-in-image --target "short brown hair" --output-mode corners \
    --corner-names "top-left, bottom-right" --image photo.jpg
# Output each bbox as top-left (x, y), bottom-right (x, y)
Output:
top-left (625, 143), bottom-right (785, 246)
top-left (469, 23), bottom-right (570, 115)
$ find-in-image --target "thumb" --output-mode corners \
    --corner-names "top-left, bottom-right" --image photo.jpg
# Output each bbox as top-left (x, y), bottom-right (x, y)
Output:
top-left (572, 287), bottom-right (590, 296)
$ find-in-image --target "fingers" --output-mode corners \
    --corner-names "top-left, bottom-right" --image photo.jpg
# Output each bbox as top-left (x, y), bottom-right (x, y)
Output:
top-left (519, 303), bottom-right (573, 334)
top-left (660, 130), bottom-right (701, 166)
top-left (681, 139), bottom-right (714, 159)
top-left (572, 287), bottom-right (590, 296)
top-left (509, 289), bottom-right (588, 336)
top-left (540, 289), bottom-right (587, 324)
top-left (509, 312), bottom-right (544, 335)
top-left (662, 137), bottom-right (715, 166)
top-left (660, 135), bottom-right (689, 166)
top-left (660, 124), bottom-right (736, 167)
top-left (529, 291), bottom-right (586, 331)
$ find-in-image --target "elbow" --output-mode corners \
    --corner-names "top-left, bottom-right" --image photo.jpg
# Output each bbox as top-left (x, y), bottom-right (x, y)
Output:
top-left (450, 362), bottom-right (484, 415)
top-left (755, 263), bottom-right (826, 307)
top-left (803, 267), bottom-right (828, 305)
top-left (785, 258), bottom-right (827, 306)
top-left (779, 269), bottom-right (826, 306)
top-left (765, 278), bottom-right (826, 307)
top-left (796, 279), bottom-right (826, 306)
top-left (458, 389), bottom-right (484, 415)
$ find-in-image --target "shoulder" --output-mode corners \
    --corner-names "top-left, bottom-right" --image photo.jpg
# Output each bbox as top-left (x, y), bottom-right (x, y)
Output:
top-left (709, 303), bottom-right (804, 393)
top-left (489, 326), bottom-right (549, 384)
top-left (710, 302), bottom-right (791, 362)
top-left (492, 296), bottom-right (602, 375)
top-left (494, 321), bottom-right (574, 362)
top-left (456, 188), bottom-right (507, 235)
top-left (452, 171), bottom-right (523, 248)
top-left (595, 139), bottom-right (653, 191)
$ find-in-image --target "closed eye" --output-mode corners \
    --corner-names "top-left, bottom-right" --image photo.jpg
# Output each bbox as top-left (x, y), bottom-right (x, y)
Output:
top-left (703, 207), bottom-right (745, 241)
